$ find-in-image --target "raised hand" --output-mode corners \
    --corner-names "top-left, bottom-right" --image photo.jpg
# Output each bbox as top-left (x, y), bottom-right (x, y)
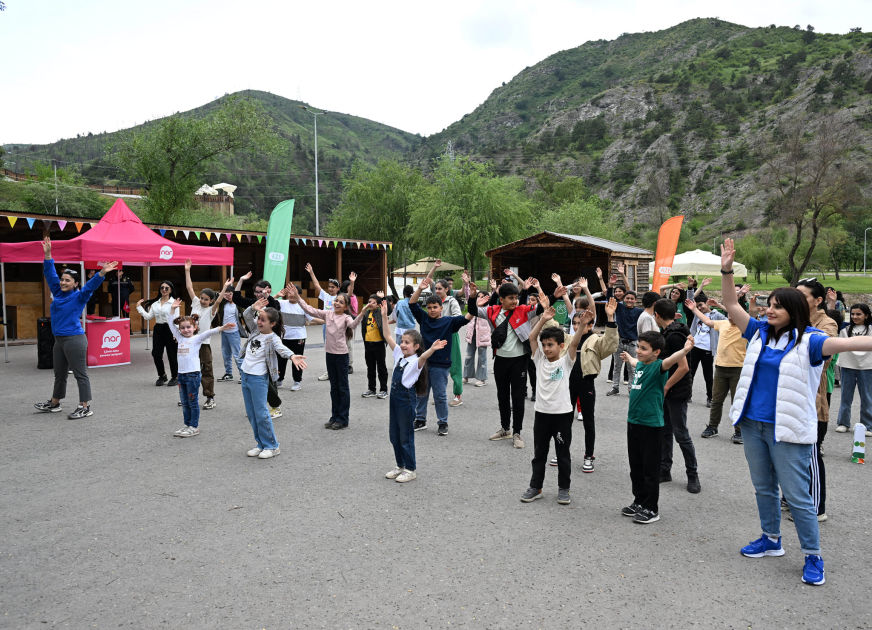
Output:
top-left (432, 260), bottom-right (442, 270)
top-left (42, 237), bottom-right (52, 257)
top-left (253, 297), bottom-right (269, 311)
top-left (221, 322), bottom-right (237, 331)
top-left (700, 277), bottom-right (712, 288)
top-left (100, 261), bottom-right (119, 276)
top-left (685, 298), bottom-right (697, 311)
top-left (241, 271), bottom-right (253, 281)
top-left (738, 284), bottom-right (751, 296)
top-left (539, 295), bottom-right (550, 309)
top-left (431, 339), bottom-right (449, 351)
top-left (304, 263), bottom-right (313, 274)
top-left (578, 277), bottom-right (588, 290)
top-left (136, 299), bottom-right (144, 307)
top-left (349, 271), bottom-right (357, 281)
top-left (608, 274), bottom-right (618, 285)
top-left (285, 284), bottom-right (299, 299)
top-left (376, 290), bottom-right (385, 298)
top-left (554, 285), bottom-right (568, 298)
top-left (684, 335), bottom-right (696, 353)
top-left (489, 278), bottom-right (497, 290)
top-left (522, 277), bottom-right (533, 290)
top-left (707, 298), bottom-right (721, 308)
top-left (579, 309), bottom-right (595, 326)
top-left (171, 297), bottom-right (182, 310)
top-left (551, 273), bottom-right (562, 286)
top-left (420, 277), bottom-right (432, 291)
top-left (676, 282), bottom-right (687, 290)
top-left (605, 297), bottom-right (617, 317)
top-left (477, 293), bottom-right (490, 307)
top-left (541, 306), bottom-right (556, 322)
top-left (595, 267), bottom-right (603, 279)
top-left (224, 277), bottom-right (234, 289)
top-left (503, 268), bottom-right (514, 277)
top-left (380, 300), bottom-right (389, 317)
top-left (617, 262), bottom-right (624, 274)
top-left (461, 270), bottom-right (470, 283)
top-left (184, 258), bottom-right (192, 270)
top-left (721, 238), bottom-right (736, 270)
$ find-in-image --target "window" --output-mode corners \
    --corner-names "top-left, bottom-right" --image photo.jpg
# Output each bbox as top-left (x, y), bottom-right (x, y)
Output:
top-left (626, 264), bottom-right (637, 292)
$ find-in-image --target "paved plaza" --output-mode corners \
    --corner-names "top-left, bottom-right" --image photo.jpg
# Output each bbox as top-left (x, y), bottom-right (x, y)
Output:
top-left (1, 334), bottom-right (870, 629)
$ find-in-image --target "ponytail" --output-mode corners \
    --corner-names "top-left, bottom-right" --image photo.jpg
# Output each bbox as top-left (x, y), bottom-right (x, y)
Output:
top-left (173, 313), bottom-right (200, 334)
top-left (261, 307), bottom-right (285, 338)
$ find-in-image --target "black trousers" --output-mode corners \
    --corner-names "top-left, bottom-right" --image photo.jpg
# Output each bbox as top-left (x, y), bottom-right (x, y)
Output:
top-left (494, 354), bottom-right (527, 434)
top-left (526, 356), bottom-right (537, 396)
top-left (811, 421), bottom-right (827, 515)
top-left (628, 423), bottom-right (661, 513)
top-left (689, 347), bottom-right (714, 400)
top-left (277, 338), bottom-right (306, 382)
top-left (661, 396), bottom-right (698, 476)
top-left (152, 323), bottom-right (178, 378)
top-left (569, 370), bottom-right (597, 457)
top-left (364, 340), bottom-right (388, 392)
top-left (530, 411), bottom-right (574, 490)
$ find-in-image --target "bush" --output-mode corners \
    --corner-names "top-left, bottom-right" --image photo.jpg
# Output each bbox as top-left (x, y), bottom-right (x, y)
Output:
top-left (814, 75), bottom-right (831, 94)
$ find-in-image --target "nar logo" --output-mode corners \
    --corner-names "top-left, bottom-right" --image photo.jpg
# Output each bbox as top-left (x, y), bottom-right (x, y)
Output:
top-left (659, 266), bottom-right (672, 274)
top-left (102, 330), bottom-right (122, 349)
top-left (268, 252), bottom-right (285, 262)
top-left (159, 246), bottom-right (174, 261)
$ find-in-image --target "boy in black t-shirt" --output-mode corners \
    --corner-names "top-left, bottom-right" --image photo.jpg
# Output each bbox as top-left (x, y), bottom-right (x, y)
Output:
top-left (620, 330), bottom-right (695, 524)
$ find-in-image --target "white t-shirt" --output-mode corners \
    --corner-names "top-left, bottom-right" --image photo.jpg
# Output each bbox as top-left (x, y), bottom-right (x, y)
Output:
top-left (168, 311), bottom-right (220, 373)
top-left (319, 289), bottom-right (337, 311)
top-left (223, 302), bottom-right (238, 327)
top-left (637, 311), bottom-right (658, 336)
top-left (279, 300), bottom-right (313, 340)
top-left (532, 346), bottom-right (574, 414)
top-left (695, 322), bottom-right (712, 351)
top-left (392, 345), bottom-right (424, 390)
top-left (241, 332), bottom-right (275, 375)
top-left (191, 302), bottom-right (215, 346)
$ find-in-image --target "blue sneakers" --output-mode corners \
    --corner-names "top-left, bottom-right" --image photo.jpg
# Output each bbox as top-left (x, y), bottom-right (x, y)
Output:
top-left (740, 535), bottom-right (786, 558)
top-left (802, 555), bottom-right (826, 585)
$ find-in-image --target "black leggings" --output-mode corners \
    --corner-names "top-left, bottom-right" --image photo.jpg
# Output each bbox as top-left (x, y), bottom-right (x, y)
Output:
top-left (689, 347), bottom-right (714, 399)
top-left (277, 338), bottom-right (306, 382)
top-left (152, 323), bottom-right (178, 378)
top-left (569, 370), bottom-right (596, 457)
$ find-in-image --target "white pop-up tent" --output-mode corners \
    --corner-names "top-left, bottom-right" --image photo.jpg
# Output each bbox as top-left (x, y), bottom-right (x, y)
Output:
top-left (213, 183), bottom-right (237, 198)
top-left (648, 248), bottom-right (747, 279)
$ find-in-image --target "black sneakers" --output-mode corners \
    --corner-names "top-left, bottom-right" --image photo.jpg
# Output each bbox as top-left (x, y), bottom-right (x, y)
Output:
top-left (217, 374), bottom-right (234, 382)
top-left (156, 375), bottom-right (168, 386)
top-left (520, 487), bottom-right (542, 502)
top-left (437, 424), bottom-right (448, 436)
top-left (701, 425), bottom-right (718, 438)
top-left (621, 503), bottom-right (641, 517)
top-left (606, 388), bottom-right (620, 397)
top-left (706, 398), bottom-right (712, 408)
top-left (361, 390), bottom-right (377, 398)
top-left (68, 405), bottom-right (93, 420)
top-left (687, 474), bottom-right (701, 494)
top-left (34, 400), bottom-right (62, 413)
top-left (731, 433), bottom-right (744, 444)
top-left (634, 508), bottom-right (660, 524)
top-left (413, 420), bottom-right (427, 432)
top-left (166, 377), bottom-right (178, 387)
top-left (659, 472), bottom-right (672, 483)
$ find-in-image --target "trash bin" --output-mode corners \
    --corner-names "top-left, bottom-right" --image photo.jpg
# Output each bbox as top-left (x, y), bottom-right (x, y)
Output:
top-left (37, 317), bottom-right (54, 369)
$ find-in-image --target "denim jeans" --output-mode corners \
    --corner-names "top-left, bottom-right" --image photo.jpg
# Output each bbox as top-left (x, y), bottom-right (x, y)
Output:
top-left (416, 365), bottom-right (449, 425)
top-left (740, 419), bottom-right (820, 555)
top-left (241, 372), bottom-right (279, 450)
top-left (326, 352), bottom-right (351, 426)
top-left (178, 371), bottom-right (202, 428)
top-left (221, 330), bottom-right (242, 377)
top-left (836, 367), bottom-right (872, 430)
top-left (464, 344), bottom-right (488, 382)
top-left (610, 339), bottom-right (637, 392)
top-left (389, 378), bottom-right (418, 470)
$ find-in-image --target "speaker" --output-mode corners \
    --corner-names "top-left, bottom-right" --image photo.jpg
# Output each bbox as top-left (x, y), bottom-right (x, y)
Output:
top-left (37, 317), bottom-right (54, 369)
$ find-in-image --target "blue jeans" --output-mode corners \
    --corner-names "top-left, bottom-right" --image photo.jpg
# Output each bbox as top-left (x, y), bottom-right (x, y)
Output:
top-left (836, 367), bottom-right (872, 430)
top-left (178, 371), bottom-right (201, 428)
top-left (326, 352), bottom-right (351, 426)
top-left (416, 365), bottom-right (449, 425)
top-left (389, 380), bottom-right (417, 470)
top-left (740, 418), bottom-right (820, 555)
top-left (241, 372), bottom-right (279, 450)
top-left (221, 330), bottom-right (242, 377)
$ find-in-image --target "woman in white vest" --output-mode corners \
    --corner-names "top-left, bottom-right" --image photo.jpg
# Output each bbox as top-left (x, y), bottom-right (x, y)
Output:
top-left (719, 239), bottom-right (872, 586)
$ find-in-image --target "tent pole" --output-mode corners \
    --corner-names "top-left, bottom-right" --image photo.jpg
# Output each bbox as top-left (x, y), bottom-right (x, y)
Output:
top-left (2, 262), bottom-right (8, 363)
top-left (81, 262), bottom-right (86, 331)
top-left (145, 263), bottom-right (150, 350)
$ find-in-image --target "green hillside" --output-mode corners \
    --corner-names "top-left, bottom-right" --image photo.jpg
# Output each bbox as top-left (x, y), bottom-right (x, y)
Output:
top-left (3, 90), bottom-right (420, 232)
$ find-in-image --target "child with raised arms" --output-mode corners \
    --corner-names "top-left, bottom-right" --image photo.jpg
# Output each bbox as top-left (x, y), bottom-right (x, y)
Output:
top-left (380, 300), bottom-right (448, 483)
top-left (620, 330), bottom-right (695, 524)
top-left (168, 298), bottom-right (236, 438)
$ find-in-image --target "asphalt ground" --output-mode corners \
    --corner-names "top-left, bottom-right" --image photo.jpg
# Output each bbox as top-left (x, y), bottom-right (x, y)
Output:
top-left (1, 333), bottom-right (870, 629)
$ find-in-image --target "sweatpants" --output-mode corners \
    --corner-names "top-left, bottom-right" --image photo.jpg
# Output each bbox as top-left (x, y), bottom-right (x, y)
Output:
top-left (526, 356), bottom-right (537, 397)
top-left (530, 411), bottom-right (574, 490)
top-left (364, 340), bottom-right (388, 392)
top-left (52, 334), bottom-right (91, 402)
top-left (689, 347), bottom-right (714, 400)
top-left (494, 354), bottom-right (527, 434)
top-left (152, 323), bottom-right (178, 378)
top-left (627, 423), bottom-right (662, 513)
top-left (277, 338), bottom-right (306, 383)
top-left (709, 365), bottom-right (742, 430)
top-left (449, 333), bottom-right (463, 396)
top-left (661, 396), bottom-right (698, 476)
top-left (198, 344), bottom-right (215, 398)
top-left (569, 370), bottom-right (597, 457)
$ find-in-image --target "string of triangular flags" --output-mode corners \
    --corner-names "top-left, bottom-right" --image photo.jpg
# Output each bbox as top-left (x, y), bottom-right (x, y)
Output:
top-left (0, 215), bottom-right (392, 250)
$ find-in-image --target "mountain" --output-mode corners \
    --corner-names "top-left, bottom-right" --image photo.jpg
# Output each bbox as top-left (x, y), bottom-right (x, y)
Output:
top-left (4, 90), bottom-right (420, 232)
top-left (411, 18), bottom-right (872, 240)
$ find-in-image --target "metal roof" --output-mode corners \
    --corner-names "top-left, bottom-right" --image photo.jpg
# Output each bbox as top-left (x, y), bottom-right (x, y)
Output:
top-left (548, 232), bottom-right (653, 255)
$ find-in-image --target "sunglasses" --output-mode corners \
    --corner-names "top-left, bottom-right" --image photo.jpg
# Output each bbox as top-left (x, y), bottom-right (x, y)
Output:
top-left (160, 286), bottom-right (171, 291)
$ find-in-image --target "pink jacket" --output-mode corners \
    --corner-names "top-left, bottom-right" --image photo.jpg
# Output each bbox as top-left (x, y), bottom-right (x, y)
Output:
top-left (466, 315), bottom-right (491, 347)
top-left (298, 301), bottom-right (364, 354)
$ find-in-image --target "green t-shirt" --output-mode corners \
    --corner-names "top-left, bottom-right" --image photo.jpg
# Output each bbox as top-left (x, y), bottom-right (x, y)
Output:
top-left (627, 359), bottom-right (669, 427)
top-left (826, 354), bottom-right (839, 394)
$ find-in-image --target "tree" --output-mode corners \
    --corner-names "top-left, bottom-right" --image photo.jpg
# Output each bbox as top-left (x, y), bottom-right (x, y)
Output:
top-left (533, 195), bottom-right (625, 242)
top-left (0, 146), bottom-right (5, 170)
top-left (759, 115), bottom-right (862, 285)
top-left (327, 159), bottom-right (426, 298)
top-left (736, 227), bottom-right (787, 283)
top-left (113, 96), bottom-right (280, 225)
top-left (410, 156), bottom-right (531, 279)
top-left (819, 224), bottom-right (849, 279)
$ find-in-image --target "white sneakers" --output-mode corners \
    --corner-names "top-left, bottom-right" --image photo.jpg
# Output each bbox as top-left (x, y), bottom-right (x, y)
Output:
top-left (318, 372), bottom-right (330, 381)
top-left (835, 425), bottom-right (848, 433)
top-left (269, 407), bottom-right (282, 419)
top-left (247, 447), bottom-right (263, 457)
top-left (173, 426), bottom-right (199, 437)
top-left (513, 433), bottom-right (525, 449)
top-left (396, 470), bottom-right (417, 483)
top-left (247, 446), bottom-right (281, 459)
top-left (385, 467), bottom-right (404, 479)
top-left (474, 380), bottom-right (486, 387)
top-left (290, 382), bottom-right (302, 391)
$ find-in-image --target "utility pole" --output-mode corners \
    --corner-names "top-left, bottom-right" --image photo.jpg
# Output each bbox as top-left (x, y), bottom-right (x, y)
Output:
top-left (54, 161), bottom-right (58, 215)
top-left (298, 106), bottom-right (327, 236)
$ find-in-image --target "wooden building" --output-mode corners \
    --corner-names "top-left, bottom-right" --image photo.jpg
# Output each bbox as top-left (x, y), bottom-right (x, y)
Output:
top-left (0, 211), bottom-right (389, 341)
top-left (485, 232), bottom-right (653, 297)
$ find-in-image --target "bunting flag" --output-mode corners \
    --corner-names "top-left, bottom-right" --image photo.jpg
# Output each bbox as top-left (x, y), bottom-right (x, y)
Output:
top-left (389, 244), bottom-right (393, 250)
top-left (159, 229), bottom-right (166, 237)
top-left (173, 230), bottom-right (178, 237)
top-left (333, 240), bottom-right (338, 248)
top-left (7, 216), bottom-right (17, 228)
top-left (58, 220), bottom-right (67, 231)
top-left (194, 231), bottom-right (201, 239)
top-left (245, 234), bottom-right (252, 243)
top-left (75, 222), bottom-right (83, 232)
top-left (318, 239), bottom-right (323, 247)
top-left (294, 238), bottom-right (299, 245)
top-left (302, 238), bottom-right (307, 245)
top-left (214, 232), bottom-right (221, 241)
top-left (89, 223), bottom-right (96, 228)
top-left (183, 230), bottom-right (190, 239)
top-left (27, 218), bottom-right (35, 228)
top-left (42, 219), bottom-right (52, 230)
top-left (257, 235), bottom-right (263, 243)
top-left (204, 232), bottom-right (211, 241)
top-left (236, 233), bottom-right (243, 241)
top-left (342, 241), bottom-right (346, 248)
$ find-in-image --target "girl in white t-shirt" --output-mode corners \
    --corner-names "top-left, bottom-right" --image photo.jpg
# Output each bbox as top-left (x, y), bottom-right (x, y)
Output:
top-left (168, 299), bottom-right (236, 438)
top-left (380, 300), bottom-right (447, 483)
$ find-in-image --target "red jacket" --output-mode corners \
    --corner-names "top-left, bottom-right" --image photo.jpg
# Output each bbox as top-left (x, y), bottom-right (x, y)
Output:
top-left (484, 304), bottom-right (537, 342)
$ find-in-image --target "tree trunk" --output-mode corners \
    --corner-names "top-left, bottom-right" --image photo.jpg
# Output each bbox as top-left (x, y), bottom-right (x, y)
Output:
top-left (831, 253), bottom-right (841, 281)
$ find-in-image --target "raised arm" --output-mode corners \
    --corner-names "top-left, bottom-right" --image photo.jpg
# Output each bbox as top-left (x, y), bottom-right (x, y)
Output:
top-left (418, 339), bottom-right (448, 369)
top-left (168, 299), bottom-right (184, 341)
top-left (210, 278), bottom-right (231, 315)
top-left (662, 335), bottom-right (695, 372)
top-left (616, 262), bottom-right (632, 292)
top-left (285, 284), bottom-right (327, 319)
top-left (235, 271), bottom-right (253, 292)
top-left (685, 299), bottom-right (717, 328)
top-left (567, 309), bottom-right (593, 363)
top-left (467, 292), bottom-right (490, 320)
top-left (822, 335), bottom-right (872, 355)
top-left (381, 301), bottom-right (396, 351)
top-left (410, 276), bottom-right (431, 305)
top-left (528, 306), bottom-right (555, 358)
top-left (461, 270), bottom-right (471, 301)
top-left (79, 261), bottom-right (114, 303)
top-left (305, 263), bottom-right (321, 291)
top-left (719, 239), bottom-right (751, 333)
top-left (595, 267), bottom-right (608, 295)
top-left (184, 259), bottom-right (198, 301)
top-left (347, 271), bottom-right (357, 296)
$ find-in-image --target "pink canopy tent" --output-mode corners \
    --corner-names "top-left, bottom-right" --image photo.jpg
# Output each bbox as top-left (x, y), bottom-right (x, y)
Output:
top-left (0, 199), bottom-right (235, 361)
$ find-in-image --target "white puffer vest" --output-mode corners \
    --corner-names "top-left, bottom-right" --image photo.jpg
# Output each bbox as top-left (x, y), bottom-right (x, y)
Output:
top-left (730, 325), bottom-right (825, 444)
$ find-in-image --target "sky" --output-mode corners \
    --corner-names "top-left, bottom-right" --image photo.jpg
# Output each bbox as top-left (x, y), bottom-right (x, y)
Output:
top-left (1, 0), bottom-right (871, 145)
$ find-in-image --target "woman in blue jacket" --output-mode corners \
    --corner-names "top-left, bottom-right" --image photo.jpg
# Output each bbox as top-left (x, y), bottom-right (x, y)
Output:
top-left (719, 239), bottom-right (872, 587)
top-left (34, 237), bottom-right (116, 419)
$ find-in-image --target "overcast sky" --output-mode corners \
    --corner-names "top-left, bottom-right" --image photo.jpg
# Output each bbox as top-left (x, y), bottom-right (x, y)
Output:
top-left (2, 0), bottom-right (870, 145)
